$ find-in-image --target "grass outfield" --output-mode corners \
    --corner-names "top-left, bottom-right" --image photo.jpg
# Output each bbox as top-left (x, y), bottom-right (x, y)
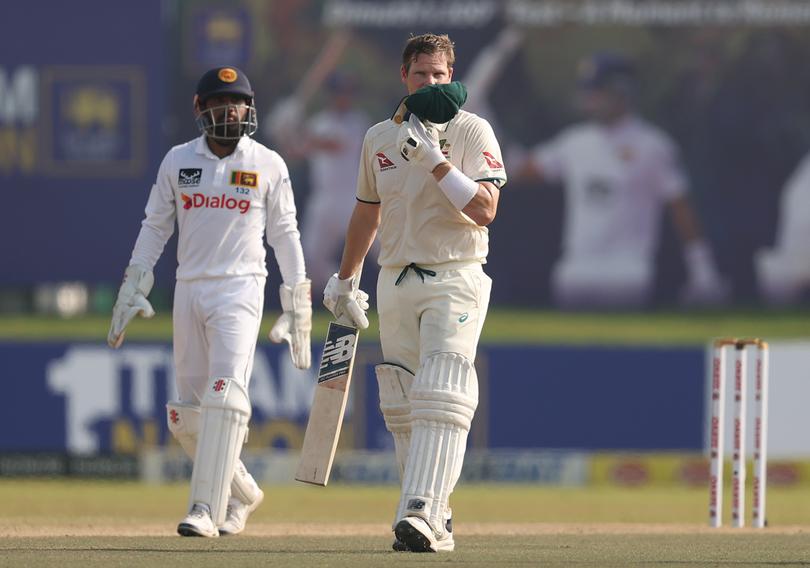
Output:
top-left (0, 481), bottom-right (809, 567)
top-left (2, 307), bottom-right (809, 344)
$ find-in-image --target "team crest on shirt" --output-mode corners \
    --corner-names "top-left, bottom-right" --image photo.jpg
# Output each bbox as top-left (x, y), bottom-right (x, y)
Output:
top-left (482, 151), bottom-right (503, 170)
top-left (440, 139), bottom-right (450, 159)
top-left (178, 168), bottom-right (202, 187)
top-left (230, 170), bottom-right (258, 188)
top-left (376, 152), bottom-right (396, 171)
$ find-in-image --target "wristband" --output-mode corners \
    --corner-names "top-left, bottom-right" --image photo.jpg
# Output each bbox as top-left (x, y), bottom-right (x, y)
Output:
top-left (437, 167), bottom-right (479, 210)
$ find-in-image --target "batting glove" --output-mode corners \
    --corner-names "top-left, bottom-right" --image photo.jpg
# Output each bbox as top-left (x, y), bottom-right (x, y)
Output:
top-left (397, 114), bottom-right (446, 172)
top-left (107, 264), bottom-right (155, 349)
top-left (323, 273), bottom-right (370, 329)
top-left (269, 279), bottom-right (313, 370)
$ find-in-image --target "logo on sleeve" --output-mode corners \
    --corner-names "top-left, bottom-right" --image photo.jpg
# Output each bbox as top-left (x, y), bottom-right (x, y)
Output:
top-left (376, 152), bottom-right (396, 171)
top-left (230, 170), bottom-right (258, 188)
top-left (482, 152), bottom-right (503, 170)
top-left (178, 168), bottom-right (202, 187)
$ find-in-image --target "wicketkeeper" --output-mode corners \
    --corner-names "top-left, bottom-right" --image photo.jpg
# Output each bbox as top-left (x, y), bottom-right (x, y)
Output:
top-left (107, 66), bottom-right (311, 537)
top-left (324, 33), bottom-right (507, 552)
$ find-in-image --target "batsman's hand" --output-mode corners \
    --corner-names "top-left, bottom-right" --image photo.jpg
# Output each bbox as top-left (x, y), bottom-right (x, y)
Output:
top-left (107, 264), bottom-right (155, 349)
top-left (680, 241), bottom-right (730, 307)
top-left (269, 280), bottom-right (313, 369)
top-left (323, 273), bottom-right (370, 329)
top-left (397, 114), bottom-right (446, 173)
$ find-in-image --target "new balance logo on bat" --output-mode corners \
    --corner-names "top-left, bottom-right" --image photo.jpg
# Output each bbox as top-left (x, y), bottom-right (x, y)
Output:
top-left (321, 335), bottom-right (355, 368)
top-left (318, 325), bottom-right (358, 383)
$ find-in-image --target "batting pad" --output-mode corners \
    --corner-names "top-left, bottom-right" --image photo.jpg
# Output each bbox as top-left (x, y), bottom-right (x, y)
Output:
top-left (398, 352), bottom-right (478, 534)
top-left (167, 401), bottom-right (261, 508)
top-left (375, 364), bottom-right (415, 480)
top-left (190, 378), bottom-right (251, 526)
top-left (166, 401), bottom-right (200, 458)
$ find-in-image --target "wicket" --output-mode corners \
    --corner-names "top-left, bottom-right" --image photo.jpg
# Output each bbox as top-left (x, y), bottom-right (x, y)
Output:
top-left (708, 338), bottom-right (769, 528)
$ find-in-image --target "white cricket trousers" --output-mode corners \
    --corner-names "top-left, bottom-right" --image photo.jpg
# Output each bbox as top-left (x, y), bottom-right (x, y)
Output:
top-left (173, 276), bottom-right (265, 404)
top-left (376, 261), bottom-right (492, 373)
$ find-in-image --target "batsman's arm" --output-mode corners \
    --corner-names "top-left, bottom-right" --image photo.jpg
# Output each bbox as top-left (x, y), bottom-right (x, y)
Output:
top-left (337, 201), bottom-right (379, 279)
top-left (431, 161), bottom-right (500, 226)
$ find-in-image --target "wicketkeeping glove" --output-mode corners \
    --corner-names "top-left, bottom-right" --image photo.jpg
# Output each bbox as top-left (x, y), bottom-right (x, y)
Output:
top-left (323, 273), bottom-right (370, 329)
top-left (107, 264), bottom-right (155, 349)
top-left (269, 279), bottom-right (313, 370)
top-left (397, 114), bottom-right (446, 172)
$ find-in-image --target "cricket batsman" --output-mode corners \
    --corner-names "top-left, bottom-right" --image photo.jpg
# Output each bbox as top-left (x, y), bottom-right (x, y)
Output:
top-left (107, 67), bottom-right (312, 537)
top-left (323, 33), bottom-right (506, 552)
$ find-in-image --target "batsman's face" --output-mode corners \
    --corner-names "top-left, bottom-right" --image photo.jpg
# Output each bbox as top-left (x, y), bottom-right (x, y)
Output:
top-left (576, 88), bottom-right (627, 124)
top-left (202, 94), bottom-right (249, 123)
top-left (401, 52), bottom-right (453, 94)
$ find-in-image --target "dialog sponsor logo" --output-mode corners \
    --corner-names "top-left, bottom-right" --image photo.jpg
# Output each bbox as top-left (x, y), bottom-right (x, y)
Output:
top-left (181, 192), bottom-right (250, 214)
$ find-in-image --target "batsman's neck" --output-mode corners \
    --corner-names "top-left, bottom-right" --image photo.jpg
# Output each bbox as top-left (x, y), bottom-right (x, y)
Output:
top-left (206, 136), bottom-right (239, 158)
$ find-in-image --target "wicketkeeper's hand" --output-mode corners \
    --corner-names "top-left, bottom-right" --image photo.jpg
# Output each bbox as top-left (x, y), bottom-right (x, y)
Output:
top-left (269, 279), bottom-right (313, 369)
top-left (323, 273), bottom-right (370, 329)
top-left (107, 264), bottom-right (155, 349)
top-left (397, 114), bottom-right (446, 173)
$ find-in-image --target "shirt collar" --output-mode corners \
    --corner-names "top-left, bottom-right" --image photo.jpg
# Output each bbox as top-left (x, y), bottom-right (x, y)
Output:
top-left (194, 134), bottom-right (250, 159)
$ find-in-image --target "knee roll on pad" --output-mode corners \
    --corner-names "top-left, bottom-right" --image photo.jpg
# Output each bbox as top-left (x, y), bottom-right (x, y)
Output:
top-left (190, 378), bottom-right (251, 525)
top-left (167, 400), bottom-right (261, 508)
top-left (410, 352), bottom-right (478, 429)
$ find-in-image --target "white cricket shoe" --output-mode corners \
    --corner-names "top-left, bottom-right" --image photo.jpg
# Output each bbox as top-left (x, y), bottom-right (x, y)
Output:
top-left (218, 488), bottom-right (265, 536)
top-left (394, 516), bottom-right (454, 552)
top-left (177, 503), bottom-right (219, 538)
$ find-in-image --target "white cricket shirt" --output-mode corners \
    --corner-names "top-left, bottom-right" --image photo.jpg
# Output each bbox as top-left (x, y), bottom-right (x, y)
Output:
top-left (356, 109), bottom-right (506, 267)
top-left (130, 135), bottom-right (305, 283)
top-left (535, 114), bottom-right (687, 260)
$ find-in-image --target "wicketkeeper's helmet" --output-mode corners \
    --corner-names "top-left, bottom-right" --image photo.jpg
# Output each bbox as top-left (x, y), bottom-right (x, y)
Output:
top-left (194, 66), bottom-right (258, 139)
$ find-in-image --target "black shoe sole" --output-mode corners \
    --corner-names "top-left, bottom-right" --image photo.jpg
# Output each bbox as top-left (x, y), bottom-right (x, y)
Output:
top-left (394, 520), bottom-right (434, 553)
top-left (177, 523), bottom-right (216, 537)
top-left (392, 539), bottom-right (408, 552)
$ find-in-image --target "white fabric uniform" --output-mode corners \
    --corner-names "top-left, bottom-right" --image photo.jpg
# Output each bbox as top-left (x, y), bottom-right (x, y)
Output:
top-left (756, 151), bottom-right (810, 304)
top-left (533, 115), bottom-right (687, 308)
top-left (357, 109), bottom-right (505, 371)
top-left (301, 108), bottom-right (369, 290)
top-left (358, 108), bottom-right (505, 537)
top-left (129, 134), bottom-right (306, 401)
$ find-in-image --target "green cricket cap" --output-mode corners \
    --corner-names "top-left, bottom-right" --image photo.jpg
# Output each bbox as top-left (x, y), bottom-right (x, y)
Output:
top-left (405, 81), bottom-right (468, 123)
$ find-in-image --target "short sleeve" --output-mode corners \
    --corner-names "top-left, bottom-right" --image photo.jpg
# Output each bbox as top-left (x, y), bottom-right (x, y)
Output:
top-left (461, 117), bottom-right (507, 188)
top-left (355, 130), bottom-right (380, 203)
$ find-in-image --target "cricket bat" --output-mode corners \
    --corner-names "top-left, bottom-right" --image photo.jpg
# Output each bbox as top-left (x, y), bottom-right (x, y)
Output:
top-left (295, 319), bottom-right (360, 485)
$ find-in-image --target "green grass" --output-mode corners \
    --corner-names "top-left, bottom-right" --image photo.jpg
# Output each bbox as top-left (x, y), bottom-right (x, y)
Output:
top-left (2, 481), bottom-right (809, 525)
top-left (1, 481), bottom-right (809, 567)
top-left (2, 307), bottom-right (809, 344)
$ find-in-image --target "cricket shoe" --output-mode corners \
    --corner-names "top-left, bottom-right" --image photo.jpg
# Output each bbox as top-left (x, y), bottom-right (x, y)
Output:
top-left (177, 503), bottom-right (219, 537)
top-left (392, 537), bottom-right (408, 552)
top-left (394, 516), bottom-right (454, 552)
top-left (218, 488), bottom-right (265, 536)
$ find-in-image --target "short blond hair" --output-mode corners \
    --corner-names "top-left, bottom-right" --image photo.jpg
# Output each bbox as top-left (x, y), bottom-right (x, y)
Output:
top-left (402, 33), bottom-right (455, 72)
